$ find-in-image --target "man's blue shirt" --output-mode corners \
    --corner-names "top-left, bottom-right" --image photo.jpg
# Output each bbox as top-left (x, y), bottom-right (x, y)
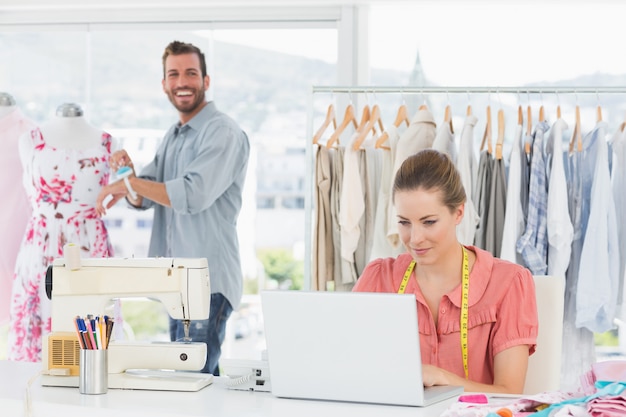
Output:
top-left (137, 101), bottom-right (250, 310)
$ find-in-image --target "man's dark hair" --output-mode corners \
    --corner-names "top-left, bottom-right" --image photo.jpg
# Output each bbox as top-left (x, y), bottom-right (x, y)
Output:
top-left (162, 41), bottom-right (207, 78)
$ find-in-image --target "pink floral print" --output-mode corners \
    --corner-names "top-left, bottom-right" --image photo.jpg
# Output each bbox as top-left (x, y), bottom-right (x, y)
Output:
top-left (8, 128), bottom-right (114, 362)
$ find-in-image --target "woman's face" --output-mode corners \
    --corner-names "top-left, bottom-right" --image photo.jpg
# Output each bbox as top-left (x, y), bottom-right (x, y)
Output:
top-left (395, 187), bottom-right (464, 265)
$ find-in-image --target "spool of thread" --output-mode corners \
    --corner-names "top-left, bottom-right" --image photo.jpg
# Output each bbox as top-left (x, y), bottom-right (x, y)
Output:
top-left (64, 243), bottom-right (82, 270)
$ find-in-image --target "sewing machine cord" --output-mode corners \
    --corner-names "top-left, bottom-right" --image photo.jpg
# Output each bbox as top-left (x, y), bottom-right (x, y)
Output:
top-left (24, 370), bottom-right (43, 417)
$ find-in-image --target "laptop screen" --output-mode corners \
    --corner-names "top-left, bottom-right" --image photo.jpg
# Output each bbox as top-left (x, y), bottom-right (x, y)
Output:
top-left (261, 290), bottom-right (461, 407)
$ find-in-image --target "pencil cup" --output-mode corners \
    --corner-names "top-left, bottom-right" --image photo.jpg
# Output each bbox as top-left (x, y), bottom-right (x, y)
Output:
top-left (79, 349), bottom-right (108, 395)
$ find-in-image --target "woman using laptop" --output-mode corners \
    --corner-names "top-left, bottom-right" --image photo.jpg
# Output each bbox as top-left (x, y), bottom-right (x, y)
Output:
top-left (353, 149), bottom-right (538, 394)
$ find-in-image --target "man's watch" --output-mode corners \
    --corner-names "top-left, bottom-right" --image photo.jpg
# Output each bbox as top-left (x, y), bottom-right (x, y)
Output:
top-left (116, 166), bottom-right (138, 200)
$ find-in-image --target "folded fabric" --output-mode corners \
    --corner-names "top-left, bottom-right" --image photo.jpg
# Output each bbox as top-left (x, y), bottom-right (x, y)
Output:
top-left (528, 382), bottom-right (626, 417)
top-left (587, 390), bottom-right (626, 417)
top-left (580, 360), bottom-right (626, 395)
top-left (591, 360), bottom-right (626, 383)
top-left (440, 392), bottom-right (575, 417)
top-left (551, 404), bottom-right (592, 416)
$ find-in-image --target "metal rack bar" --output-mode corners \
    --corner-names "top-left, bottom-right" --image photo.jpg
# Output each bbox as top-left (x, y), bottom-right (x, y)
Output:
top-left (311, 85), bottom-right (626, 94)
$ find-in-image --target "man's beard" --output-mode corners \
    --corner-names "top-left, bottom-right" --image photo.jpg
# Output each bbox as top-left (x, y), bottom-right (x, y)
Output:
top-left (168, 87), bottom-right (206, 114)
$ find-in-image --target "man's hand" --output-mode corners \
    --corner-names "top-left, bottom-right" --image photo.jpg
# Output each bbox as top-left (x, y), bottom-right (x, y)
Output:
top-left (96, 149), bottom-right (138, 216)
top-left (109, 149), bottom-right (134, 173)
top-left (96, 180), bottom-right (129, 216)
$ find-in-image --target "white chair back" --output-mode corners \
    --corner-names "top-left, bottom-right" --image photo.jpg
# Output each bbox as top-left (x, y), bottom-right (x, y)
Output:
top-left (523, 275), bottom-right (565, 394)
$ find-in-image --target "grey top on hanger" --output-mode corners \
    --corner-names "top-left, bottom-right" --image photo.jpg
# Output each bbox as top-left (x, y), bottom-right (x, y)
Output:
top-left (56, 102), bottom-right (84, 117)
top-left (0, 92), bottom-right (16, 106)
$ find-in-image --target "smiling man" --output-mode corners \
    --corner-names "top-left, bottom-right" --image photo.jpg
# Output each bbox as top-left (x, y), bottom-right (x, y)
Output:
top-left (96, 40), bottom-right (250, 375)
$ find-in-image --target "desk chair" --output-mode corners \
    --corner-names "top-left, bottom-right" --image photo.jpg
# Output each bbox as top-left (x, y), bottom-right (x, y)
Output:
top-left (523, 275), bottom-right (565, 394)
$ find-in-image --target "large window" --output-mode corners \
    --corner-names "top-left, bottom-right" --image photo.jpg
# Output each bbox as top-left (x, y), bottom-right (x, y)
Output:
top-left (366, 2), bottom-right (626, 132)
top-left (0, 24), bottom-right (337, 361)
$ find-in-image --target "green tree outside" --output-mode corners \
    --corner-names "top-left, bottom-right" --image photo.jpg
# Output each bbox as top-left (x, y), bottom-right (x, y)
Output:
top-left (257, 248), bottom-right (304, 290)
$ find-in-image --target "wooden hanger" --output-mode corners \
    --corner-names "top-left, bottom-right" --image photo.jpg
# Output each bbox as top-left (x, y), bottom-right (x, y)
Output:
top-left (556, 104), bottom-right (562, 119)
top-left (479, 105), bottom-right (492, 154)
top-left (518, 105), bottom-right (523, 125)
top-left (569, 105), bottom-right (583, 153)
top-left (326, 104), bottom-right (357, 149)
top-left (539, 105), bottom-right (545, 123)
top-left (375, 103), bottom-right (409, 150)
top-left (394, 103), bottom-right (410, 127)
top-left (312, 104), bottom-right (336, 144)
top-left (466, 104), bottom-right (472, 116)
top-left (352, 104), bottom-right (380, 151)
top-left (444, 104), bottom-right (454, 134)
top-left (376, 107), bottom-right (385, 135)
top-left (597, 105), bottom-right (603, 122)
top-left (525, 105), bottom-right (532, 155)
top-left (496, 109), bottom-right (504, 160)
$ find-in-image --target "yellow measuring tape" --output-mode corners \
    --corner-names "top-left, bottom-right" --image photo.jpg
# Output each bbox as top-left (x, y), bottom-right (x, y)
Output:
top-left (460, 247), bottom-right (469, 379)
top-left (398, 247), bottom-right (470, 379)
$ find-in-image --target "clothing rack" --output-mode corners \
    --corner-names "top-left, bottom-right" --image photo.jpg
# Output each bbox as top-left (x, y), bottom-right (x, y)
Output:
top-left (311, 85), bottom-right (626, 94)
top-left (304, 85), bottom-right (626, 290)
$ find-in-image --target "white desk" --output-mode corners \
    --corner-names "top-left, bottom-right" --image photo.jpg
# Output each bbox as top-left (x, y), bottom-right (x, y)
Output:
top-left (0, 360), bottom-right (455, 417)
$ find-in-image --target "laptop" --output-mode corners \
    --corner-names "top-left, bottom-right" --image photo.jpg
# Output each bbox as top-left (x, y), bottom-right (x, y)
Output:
top-left (260, 290), bottom-right (463, 407)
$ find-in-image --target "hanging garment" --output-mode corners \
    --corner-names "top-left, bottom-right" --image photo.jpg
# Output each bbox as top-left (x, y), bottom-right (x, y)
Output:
top-left (370, 124), bottom-right (404, 260)
top-left (485, 155), bottom-right (506, 258)
top-left (339, 142), bottom-right (361, 286)
top-left (561, 127), bottom-right (595, 392)
top-left (500, 122), bottom-right (525, 264)
top-left (520, 132), bottom-right (532, 222)
top-left (0, 108), bottom-right (36, 325)
top-left (517, 121), bottom-right (550, 275)
top-left (339, 134), bottom-right (366, 287)
top-left (330, 146), bottom-right (344, 290)
top-left (8, 128), bottom-right (114, 362)
top-left (432, 116), bottom-right (456, 163)
top-left (456, 114), bottom-right (480, 245)
top-left (576, 121), bottom-right (619, 333)
top-left (355, 146), bottom-right (382, 277)
top-left (312, 145), bottom-right (333, 290)
top-left (473, 149), bottom-right (492, 250)
top-left (386, 107), bottom-right (436, 248)
top-left (610, 126), bottom-right (626, 307)
top-left (545, 118), bottom-right (573, 277)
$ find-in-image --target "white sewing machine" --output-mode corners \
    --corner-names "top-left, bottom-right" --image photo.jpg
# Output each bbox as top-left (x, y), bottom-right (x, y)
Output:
top-left (40, 256), bottom-right (214, 392)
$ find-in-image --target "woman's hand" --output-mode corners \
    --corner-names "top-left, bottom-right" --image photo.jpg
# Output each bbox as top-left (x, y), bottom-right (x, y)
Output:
top-left (421, 345), bottom-right (530, 394)
top-left (422, 364), bottom-right (451, 387)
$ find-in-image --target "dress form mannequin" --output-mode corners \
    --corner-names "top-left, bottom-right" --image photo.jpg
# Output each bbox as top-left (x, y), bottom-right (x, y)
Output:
top-left (38, 103), bottom-right (102, 150)
top-left (0, 92), bottom-right (17, 118)
top-left (9, 102), bottom-right (114, 362)
top-left (0, 93), bottom-right (36, 326)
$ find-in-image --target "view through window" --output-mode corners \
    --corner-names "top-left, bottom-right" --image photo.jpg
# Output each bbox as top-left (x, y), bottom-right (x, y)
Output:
top-left (0, 26), bottom-right (338, 361)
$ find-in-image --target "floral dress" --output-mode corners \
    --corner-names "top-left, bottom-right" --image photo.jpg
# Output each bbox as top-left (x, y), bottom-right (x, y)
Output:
top-left (8, 127), bottom-right (114, 362)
